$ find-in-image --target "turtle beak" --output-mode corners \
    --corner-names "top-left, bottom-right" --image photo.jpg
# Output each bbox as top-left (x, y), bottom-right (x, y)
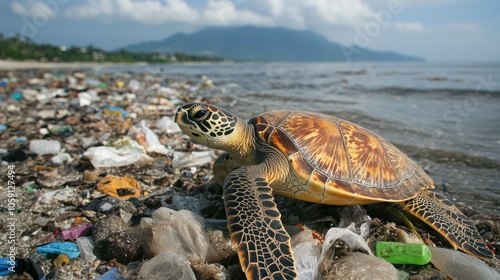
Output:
top-left (175, 106), bottom-right (203, 139)
top-left (174, 106), bottom-right (185, 125)
top-left (174, 106), bottom-right (192, 128)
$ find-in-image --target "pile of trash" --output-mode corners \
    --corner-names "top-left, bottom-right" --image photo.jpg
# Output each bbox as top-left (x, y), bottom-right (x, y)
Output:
top-left (0, 68), bottom-right (498, 280)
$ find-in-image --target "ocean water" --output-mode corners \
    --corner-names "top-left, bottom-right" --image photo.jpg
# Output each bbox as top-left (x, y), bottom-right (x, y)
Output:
top-left (97, 62), bottom-right (500, 215)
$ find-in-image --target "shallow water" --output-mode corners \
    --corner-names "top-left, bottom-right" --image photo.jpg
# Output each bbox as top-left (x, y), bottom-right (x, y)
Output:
top-left (96, 62), bottom-right (500, 215)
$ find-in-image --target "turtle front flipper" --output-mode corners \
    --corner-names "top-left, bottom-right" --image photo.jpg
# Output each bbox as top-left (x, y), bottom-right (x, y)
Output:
top-left (402, 190), bottom-right (494, 259)
top-left (213, 152), bottom-right (241, 186)
top-left (224, 166), bottom-right (298, 280)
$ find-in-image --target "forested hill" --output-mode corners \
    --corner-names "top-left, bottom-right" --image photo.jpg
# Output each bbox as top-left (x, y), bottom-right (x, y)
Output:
top-left (0, 34), bottom-right (223, 63)
top-left (123, 26), bottom-right (423, 62)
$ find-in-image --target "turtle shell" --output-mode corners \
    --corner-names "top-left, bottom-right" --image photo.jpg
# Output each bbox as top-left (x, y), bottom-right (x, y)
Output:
top-left (251, 111), bottom-right (434, 205)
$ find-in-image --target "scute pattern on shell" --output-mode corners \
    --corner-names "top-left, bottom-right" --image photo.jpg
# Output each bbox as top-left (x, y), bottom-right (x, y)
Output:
top-left (252, 111), bottom-right (434, 202)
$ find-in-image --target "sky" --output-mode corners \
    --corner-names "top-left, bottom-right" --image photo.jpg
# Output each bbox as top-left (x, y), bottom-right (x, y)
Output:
top-left (0, 0), bottom-right (499, 62)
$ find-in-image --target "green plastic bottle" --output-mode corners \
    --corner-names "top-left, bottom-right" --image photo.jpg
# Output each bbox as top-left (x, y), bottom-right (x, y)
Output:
top-left (376, 241), bottom-right (432, 265)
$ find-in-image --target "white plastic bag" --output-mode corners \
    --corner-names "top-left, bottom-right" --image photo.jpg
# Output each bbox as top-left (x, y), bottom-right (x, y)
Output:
top-left (155, 116), bottom-right (181, 134)
top-left (84, 141), bottom-right (152, 168)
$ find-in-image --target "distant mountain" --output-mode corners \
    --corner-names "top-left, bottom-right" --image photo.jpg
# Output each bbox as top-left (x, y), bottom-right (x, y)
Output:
top-left (122, 26), bottom-right (423, 62)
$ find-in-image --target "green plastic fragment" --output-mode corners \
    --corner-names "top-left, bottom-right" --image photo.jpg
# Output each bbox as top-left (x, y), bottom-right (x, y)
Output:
top-left (96, 82), bottom-right (108, 88)
top-left (376, 241), bottom-right (432, 265)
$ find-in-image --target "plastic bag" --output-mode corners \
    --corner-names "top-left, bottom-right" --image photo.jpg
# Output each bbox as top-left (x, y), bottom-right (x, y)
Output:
top-left (84, 139), bottom-right (152, 168)
top-left (172, 151), bottom-right (213, 169)
top-left (155, 116), bottom-right (181, 134)
top-left (129, 120), bottom-right (170, 155)
top-left (337, 206), bottom-right (372, 239)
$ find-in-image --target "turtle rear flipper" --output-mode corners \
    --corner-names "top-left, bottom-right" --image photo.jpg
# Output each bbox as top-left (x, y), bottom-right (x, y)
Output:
top-left (224, 166), bottom-right (298, 280)
top-left (402, 190), bottom-right (494, 259)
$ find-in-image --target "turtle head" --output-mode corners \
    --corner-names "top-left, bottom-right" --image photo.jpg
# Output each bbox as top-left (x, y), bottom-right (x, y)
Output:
top-left (175, 103), bottom-right (241, 150)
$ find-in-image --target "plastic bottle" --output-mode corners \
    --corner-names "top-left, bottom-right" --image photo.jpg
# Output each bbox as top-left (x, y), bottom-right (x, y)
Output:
top-left (29, 140), bottom-right (61, 155)
top-left (376, 241), bottom-right (431, 265)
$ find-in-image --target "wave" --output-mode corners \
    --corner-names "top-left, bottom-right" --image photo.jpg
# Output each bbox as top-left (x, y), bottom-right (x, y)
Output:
top-left (394, 143), bottom-right (500, 170)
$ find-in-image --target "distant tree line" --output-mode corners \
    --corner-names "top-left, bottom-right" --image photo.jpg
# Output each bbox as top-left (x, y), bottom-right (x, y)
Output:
top-left (0, 33), bottom-right (224, 63)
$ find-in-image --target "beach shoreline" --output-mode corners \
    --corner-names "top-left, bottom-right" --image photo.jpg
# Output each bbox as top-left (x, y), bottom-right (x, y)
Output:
top-left (0, 59), bottom-right (150, 70)
top-left (0, 60), bottom-right (240, 70)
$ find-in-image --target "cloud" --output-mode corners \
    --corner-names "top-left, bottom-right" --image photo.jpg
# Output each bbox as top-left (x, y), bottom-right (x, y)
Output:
top-left (393, 22), bottom-right (425, 33)
top-left (202, 0), bottom-right (273, 26)
top-left (435, 23), bottom-right (481, 33)
top-left (64, 0), bottom-right (198, 24)
top-left (390, 22), bottom-right (481, 34)
top-left (57, 0), bottom-right (376, 29)
top-left (11, 0), bottom-right (58, 18)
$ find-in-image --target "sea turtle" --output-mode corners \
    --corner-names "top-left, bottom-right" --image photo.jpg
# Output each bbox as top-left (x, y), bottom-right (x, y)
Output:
top-left (175, 103), bottom-right (494, 279)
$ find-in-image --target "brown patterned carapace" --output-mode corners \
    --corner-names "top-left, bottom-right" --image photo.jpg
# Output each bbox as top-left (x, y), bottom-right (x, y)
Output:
top-left (253, 111), bottom-right (433, 204)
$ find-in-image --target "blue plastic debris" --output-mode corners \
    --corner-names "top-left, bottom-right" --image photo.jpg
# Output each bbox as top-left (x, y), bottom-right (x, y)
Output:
top-left (93, 267), bottom-right (121, 280)
top-left (37, 242), bottom-right (80, 259)
top-left (0, 257), bottom-right (15, 276)
top-left (0, 257), bottom-right (45, 279)
top-left (0, 124), bottom-right (7, 132)
top-left (102, 105), bottom-right (128, 117)
top-left (15, 136), bottom-right (27, 142)
top-left (10, 92), bottom-right (23, 100)
top-left (0, 79), bottom-right (8, 88)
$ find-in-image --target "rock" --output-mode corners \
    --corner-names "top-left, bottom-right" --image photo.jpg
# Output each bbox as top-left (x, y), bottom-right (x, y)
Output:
top-left (322, 252), bottom-right (398, 280)
top-left (3, 148), bottom-right (28, 162)
top-left (83, 170), bottom-right (100, 183)
top-left (200, 79), bottom-right (215, 89)
top-left (138, 251), bottom-right (196, 280)
top-left (37, 109), bottom-right (56, 119)
top-left (94, 231), bottom-right (143, 264)
top-left (192, 263), bottom-right (229, 280)
top-left (92, 215), bottom-right (143, 264)
top-left (92, 215), bottom-right (128, 244)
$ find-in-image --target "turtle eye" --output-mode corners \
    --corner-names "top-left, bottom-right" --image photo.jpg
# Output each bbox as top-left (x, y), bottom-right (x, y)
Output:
top-left (191, 109), bottom-right (210, 121)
